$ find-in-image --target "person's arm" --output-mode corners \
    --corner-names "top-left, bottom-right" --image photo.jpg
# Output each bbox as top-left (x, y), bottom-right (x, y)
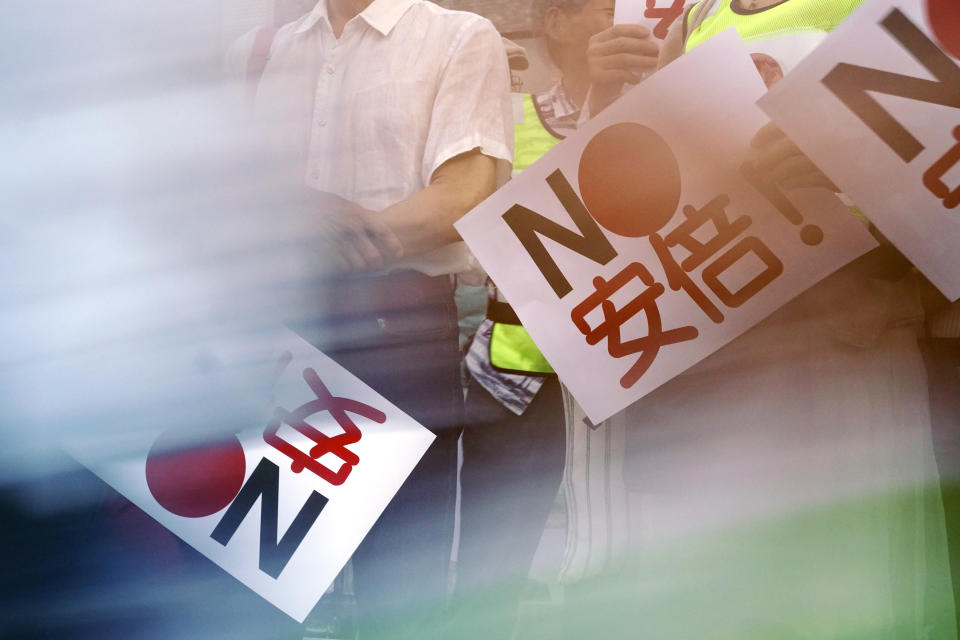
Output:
top-left (308, 17), bottom-right (510, 273)
top-left (379, 148), bottom-right (498, 256)
top-left (300, 152), bottom-right (497, 273)
top-left (391, 16), bottom-right (512, 256)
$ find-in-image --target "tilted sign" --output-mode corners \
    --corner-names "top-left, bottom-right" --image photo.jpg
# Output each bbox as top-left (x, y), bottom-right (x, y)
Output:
top-left (456, 31), bottom-right (877, 424)
top-left (64, 327), bottom-right (434, 621)
top-left (759, 0), bottom-right (960, 300)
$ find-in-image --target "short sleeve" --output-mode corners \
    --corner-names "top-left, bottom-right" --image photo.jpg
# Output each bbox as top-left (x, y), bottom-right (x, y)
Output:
top-left (421, 17), bottom-right (514, 185)
top-left (225, 27), bottom-right (259, 82)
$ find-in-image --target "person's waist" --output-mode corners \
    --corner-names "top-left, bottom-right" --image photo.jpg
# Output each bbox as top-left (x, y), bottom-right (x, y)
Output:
top-left (390, 241), bottom-right (476, 278)
top-left (318, 270), bottom-right (452, 318)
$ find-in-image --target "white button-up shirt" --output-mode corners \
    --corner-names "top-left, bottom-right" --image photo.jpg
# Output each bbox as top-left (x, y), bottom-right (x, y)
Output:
top-left (235, 0), bottom-right (513, 275)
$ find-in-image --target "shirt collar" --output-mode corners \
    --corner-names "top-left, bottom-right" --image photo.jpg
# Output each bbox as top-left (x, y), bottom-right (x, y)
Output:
top-left (295, 0), bottom-right (417, 36)
top-left (539, 81), bottom-right (580, 120)
top-left (360, 0), bottom-right (418, 36)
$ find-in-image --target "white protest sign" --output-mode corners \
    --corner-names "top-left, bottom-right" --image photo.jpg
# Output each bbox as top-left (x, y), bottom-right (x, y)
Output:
top-left (759, 0), bottom-right (960, 300)
top-left (456, 31), bottom-right (877, 424)
top-left (615, 0), bottom-right (686, 41)
top-left (64, 326), bottom-right (434, 622)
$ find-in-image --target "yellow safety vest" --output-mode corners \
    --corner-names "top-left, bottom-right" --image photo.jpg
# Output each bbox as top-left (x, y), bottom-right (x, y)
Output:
top-left (488, 94), bottom-right (563, 375)
top-left (685, 0), bottom-right (863, 58)
top-left (488, 302), bottom-right (556, 375)
top-left (513, 93), bottom-right (564, 172)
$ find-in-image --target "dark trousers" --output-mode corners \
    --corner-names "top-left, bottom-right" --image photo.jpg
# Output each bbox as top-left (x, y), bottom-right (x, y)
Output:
top-left (294, 271), bottom-right (463, 640)
top-left (450, 375), bottom-right (566, 640)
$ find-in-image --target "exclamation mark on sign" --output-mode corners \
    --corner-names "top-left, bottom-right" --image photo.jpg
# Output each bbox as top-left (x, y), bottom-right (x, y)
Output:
top-left (741, 161), bottom-right (824, 246)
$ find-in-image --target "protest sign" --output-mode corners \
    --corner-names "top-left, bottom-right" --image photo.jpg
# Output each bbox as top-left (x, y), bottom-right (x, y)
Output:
top-left (64, 326), bottom-right (434, 622)
top-left (615, 0), bottom-right (685, 40)
top-left (759, 0), bottom-right (960, 300)
top-left (456, 31), bottom-right (877, 424)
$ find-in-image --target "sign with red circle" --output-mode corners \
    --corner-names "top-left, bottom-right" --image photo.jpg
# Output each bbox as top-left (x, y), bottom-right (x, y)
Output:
top-left (456, 31), bottom-right (877, 423)
top-left (758, 0), bottom-right (960, 300)
top-left (63, 328), bottom-right (436, 622)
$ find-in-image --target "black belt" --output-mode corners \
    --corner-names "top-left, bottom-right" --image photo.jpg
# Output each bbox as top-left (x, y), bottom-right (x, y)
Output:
top-left (317, 270), bottom-right (452, 319)
top-left (486, 299), bottom-right (522, 325)
top-left (292, 270), bottom-right (456, 353)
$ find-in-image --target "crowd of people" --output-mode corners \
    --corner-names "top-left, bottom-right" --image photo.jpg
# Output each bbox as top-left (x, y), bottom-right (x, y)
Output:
top-left (5, 0), bottom-right (954, 638)
top-left (222, 0), bottom-right (960, 638)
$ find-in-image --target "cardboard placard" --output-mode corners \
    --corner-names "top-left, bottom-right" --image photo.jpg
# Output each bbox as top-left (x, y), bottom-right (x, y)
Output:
top-left (64, 326), bottom-right (434, 621)
top-left (456, 31), bottom-right (876, 423)
top-left (615, 0), bottom-right (686, 41)
top-left (759, 0), bottom-right (960, 300)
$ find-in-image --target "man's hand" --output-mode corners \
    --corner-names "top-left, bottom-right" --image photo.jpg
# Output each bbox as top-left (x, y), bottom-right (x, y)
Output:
top-left (587, 24), bottom-right (660, 116)
top-left (746, 122), bottom-right (839, 191)
top-left (306, 191), bottom-right (404, 273)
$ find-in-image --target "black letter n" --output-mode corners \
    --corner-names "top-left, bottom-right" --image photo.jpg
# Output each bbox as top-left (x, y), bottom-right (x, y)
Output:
top-left (211, 458), bottom-right (328, 579)
top-left (502, 170), bottom-right (617, 299)
top-left (822, 8), bottom-right (960, 162)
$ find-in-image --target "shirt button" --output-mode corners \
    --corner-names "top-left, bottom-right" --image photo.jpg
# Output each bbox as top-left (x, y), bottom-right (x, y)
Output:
top-left (324, 64), bottom-right (335, 75)
top-left (317, 119), bottom-right (327, 128)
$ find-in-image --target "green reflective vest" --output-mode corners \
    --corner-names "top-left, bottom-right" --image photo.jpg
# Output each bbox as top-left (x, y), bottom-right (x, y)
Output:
top-left (685, 0), bottom-right (863, 59)
top-left (489, 322), bottom-right (556, 375)
top-left (513, 93), bottom-right (564, 172)
top-left (488, 94), bottom-right (563, 375)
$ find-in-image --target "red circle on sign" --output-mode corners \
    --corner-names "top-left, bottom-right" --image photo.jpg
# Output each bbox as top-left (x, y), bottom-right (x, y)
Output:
top-left (578, 123), bottom-right (682, 238)
top-left (928, 0), bottom-right (960, 59)
top-left (145, 430), bottom-right (246, 518)
top-left (750, 53), bottom-right (785, 89)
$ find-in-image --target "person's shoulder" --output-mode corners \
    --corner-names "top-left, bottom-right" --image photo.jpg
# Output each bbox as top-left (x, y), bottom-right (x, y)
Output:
top-left (269, 12), bottom-right (314, 46)
top-left (225, 21), bottom-right (295, 80)
top-left (406, 0), bottom-right (498, 39)
top-left (225, 27), bottom-right (259, 79)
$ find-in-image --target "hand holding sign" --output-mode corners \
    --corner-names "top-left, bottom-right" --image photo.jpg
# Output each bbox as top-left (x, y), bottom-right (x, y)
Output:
top-left (746, 123), bottom-right (840, 193)
top-left (587, 24), bottom-right (660, 115)
top-left (758, 0), bottom-right (960, 299)
top-left (457, 31), bottom-right (876, 422)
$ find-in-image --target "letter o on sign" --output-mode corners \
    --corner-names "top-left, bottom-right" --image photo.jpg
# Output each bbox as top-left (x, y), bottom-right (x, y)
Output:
top-left (578, 123), bottom-right (682, 238)
top-left (146, 430), bottom-right (247, 518)
top-left (928, 0), bottom-right (960, 60)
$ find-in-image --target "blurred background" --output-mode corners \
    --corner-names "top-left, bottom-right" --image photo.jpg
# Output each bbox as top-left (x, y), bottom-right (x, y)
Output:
top-left (0, 3), bottom-right (563, 639)
top-left (2, 2), bottom-right (958, 640)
